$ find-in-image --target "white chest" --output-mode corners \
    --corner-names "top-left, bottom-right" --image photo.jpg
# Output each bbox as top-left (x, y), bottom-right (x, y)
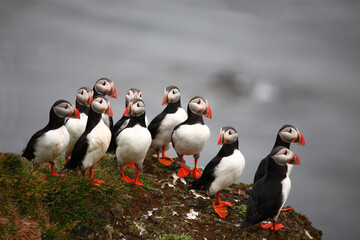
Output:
top-left (152, 108), bottom-right (187, 146)
top-left (172, 123), bottom-right (210, 155)
top-left (116, 125), bottom-right (152, 164)
top-left (209, 150), bottom-right (245, 195)
top-left (81, 120), bottom-right (111, 170)
top-left (33, 126), bottom-right (70, 166)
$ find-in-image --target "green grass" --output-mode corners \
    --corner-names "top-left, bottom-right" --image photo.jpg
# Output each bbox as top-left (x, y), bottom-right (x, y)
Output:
top-left (0, 152), bottom-right (143, 239)
top-left (233, 205), bottom-right (247, 216)
top-left (156, 234), bottom-right (195, 240)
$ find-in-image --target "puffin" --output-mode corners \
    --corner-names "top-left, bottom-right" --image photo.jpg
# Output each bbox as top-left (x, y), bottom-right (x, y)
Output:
top-left (64, 87), bottom-right (93, 162)
top-left (108, 88), bottom-right (143, 153)
top-left (171, 96), bottom-right (212, 178)
top-left (115, 98), bottom-right (151, 186)
top-left (189, 126), bottom-right (245, 218)
top-left (22, 100), bottom-right (80, 176)
top-left (240, 146), bottom-right (300, 231)
top-left (147, 86), bottom-right (187, 166)
top-left (92, 77), bottom-right (117, 129)
top-left (64, 96), bottom-right (113, 185)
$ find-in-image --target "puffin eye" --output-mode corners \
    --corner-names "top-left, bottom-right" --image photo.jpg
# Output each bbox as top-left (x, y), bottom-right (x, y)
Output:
top-left (139, 93), bottom-right (142, 98)
top-left (137, 103), bottom-right (140, 107)
top-left (64, 105), bottom-right (68, 109)
top-left (197, 100), bottom-right (201, 104)
top-left (100, 99), bottom-right (103, 104)
top-left (102, 81), bottom-right (106, 86)
top-left (284, 150), bottom-right (288, 155)
top-left (172, 90), bottom-right (175, 94)
top-left (289, 129), bottom-right (292, 133)
top-left (228, 131), bottom-right (232, 135)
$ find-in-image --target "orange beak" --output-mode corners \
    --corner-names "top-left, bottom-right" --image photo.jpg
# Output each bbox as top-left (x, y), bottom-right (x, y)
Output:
top-left (294, 130), bottom-right (305, 146)
top-left (288, 152), bottom-right (300, 165)
top-left (124, 103), bottom-right (131, 117)
top-left (204, 102), bottom-right (212, 119)
top-left (70, 106), bottom-right (81, 119)
top-left (105, 103), bottom-right (113, 117)
top-left (218, 131), bottom-right (225, 145)
top-left (110, 83), bottom-right (117, 98)
top-left (162, 92), bottom-right (168, 105)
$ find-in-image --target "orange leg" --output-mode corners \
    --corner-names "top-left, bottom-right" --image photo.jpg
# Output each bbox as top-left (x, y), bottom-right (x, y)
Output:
top-left (211, 198), bottom-right (228, 218)
top-left (260, 222), bottom-right (273, 230)
top-left (133, 169), bottom-right (144, 186)
top-left (177, 157), bottom-right (190, 178)
top-left (281, 207), bottom-right (293, 212)
top-left (65, 156), bottom-right (69, 162)
top-left (89, 167), bottom-right (105, 186)
top-left (159, 146), bottom-right (174, 166)
top-left (157, 151), bottom-right (172, 166)
top-left (191, 158), bottom-right (202, 179)
top-left (121, 166), bottom-right (133, 183)
top-left (50, 162), bottom-right (66, 177)
top-left (216, 192), bottom-right (233, 207)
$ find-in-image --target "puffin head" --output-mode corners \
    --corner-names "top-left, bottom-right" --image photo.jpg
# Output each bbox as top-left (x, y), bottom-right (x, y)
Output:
top-left (124, 98), bottom-right (146, 117)
top-left (94, 78), bottom-right (117, 98)
top-left (162, 86), bottom-right (181, 105)
top-left (218, 126), bottom-right (238, 145)
top-left (125, 88), bottom-right (142, 106)
top-left (53, 100), bottom-right (80, 119)
top-left (278, 124), bottom-right (305, 146)
top-left (270, 146), bottom-right (300, 166)
top-left (91, 96), bottom-right (113, 116)
top-left (188, 96), bottom-right (212, 119)
top-left (76, 87), bottom-right (93, 107)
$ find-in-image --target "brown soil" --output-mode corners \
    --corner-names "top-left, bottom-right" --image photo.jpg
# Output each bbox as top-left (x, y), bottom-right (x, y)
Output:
top-left (83, 157), bottom-right (322, 240)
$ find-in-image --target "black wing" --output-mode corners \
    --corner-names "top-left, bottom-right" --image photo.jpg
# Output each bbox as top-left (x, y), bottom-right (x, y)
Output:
top-left (147, 110), bottom-right (167, 139)
top-left (189, 153), bottom-right (222, 192)
top-left (108, 116), bottom-right (129, 152)
top-left (22, 128), bottom-right (46, 161)
top-left (253, 155), bottom-right (269, 183)
top-left (64, 134), bottom-right (89, 170)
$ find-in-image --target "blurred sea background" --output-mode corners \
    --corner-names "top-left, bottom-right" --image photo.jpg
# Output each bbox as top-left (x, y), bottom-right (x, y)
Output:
top-left (1, 0), bottom-right (359, 239)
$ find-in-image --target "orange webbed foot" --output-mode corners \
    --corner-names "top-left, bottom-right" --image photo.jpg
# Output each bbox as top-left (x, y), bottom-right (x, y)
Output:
top-left (122, 176), bottom-right (133, 183)
top-left (177, 166), bottom-right (191, 178)
top-left (158, 158), bottom-right (173, 166)
top-left (281, 207), bottom-right (293, 212)
top-left (191, 168), bottom-right (202, 179)
top-left (213, 204), bottom-right (228, 218)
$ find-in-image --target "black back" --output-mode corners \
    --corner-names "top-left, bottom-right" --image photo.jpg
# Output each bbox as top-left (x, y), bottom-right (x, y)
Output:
top-left (240, 156), bottom-right (287, 228)
top-left (189, 140), bottom-right (239, 196)
top-left (253, 131), bottom-right (291, 183)
top-left (148, 100), bottom-right (182, 139)
top-left (108, 115), bottom-right (130, 152)
top-left (64, 105), bottom-right (103, 170)
top-left (22, 100), bottom-right (67, 161)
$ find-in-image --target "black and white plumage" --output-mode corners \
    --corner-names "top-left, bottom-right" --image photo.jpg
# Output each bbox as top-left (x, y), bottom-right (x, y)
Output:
top-left (115, 98), bottom-right (151, 186)
top-left (189, 126), bottom-right (245, 218)
top-left (64, 96), bottom-right (113, 184)
top-left (64, 87), bottom-right (93, 162)
top-left (171, 96), bottom-right (212, 179)
top-left (240, 146), bottom-right (300, 231)
top-left (253, 124), bottom-right (305, 183)
top-left (92, 77), bottom-right (117, 129)
top-left (147, 86), bottom-right (187, 166)
top-left (22, 100), bottom-right (80, 176)
top-left (108, 88), bottom-right (143, 153)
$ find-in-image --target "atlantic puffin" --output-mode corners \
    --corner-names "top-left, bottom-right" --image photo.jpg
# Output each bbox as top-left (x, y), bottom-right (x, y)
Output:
top-left (64, 96), bottom-right (113, 185)
top-left (253, 124), bottom-right (305, 183)
top-left (171, 96), bottom-right (212, 178)
top-left (22, 100), bottom-right (80, 176)
top-left (115, 98), bottom-right (151, 186)
top-left (108, 88), bottom-right (143, 153)
top-left (64, 87), bottom-right (93, 162)
top-left (189, 126), bottom-right (245, 218)
top-left (240, 146), bottom-right (300, 231)
top-left (147, 86), bottom-right (187, 166)
top-left (92, 77), bottom-right (117, 129)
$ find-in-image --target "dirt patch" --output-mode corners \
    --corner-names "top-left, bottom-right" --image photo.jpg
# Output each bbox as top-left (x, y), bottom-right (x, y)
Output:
top-left (82, 157), bottom-right (322, 240)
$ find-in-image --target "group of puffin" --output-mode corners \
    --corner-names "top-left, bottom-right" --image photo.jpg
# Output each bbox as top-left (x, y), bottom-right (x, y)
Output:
top-left (22, 78), bottom-right (305, 232)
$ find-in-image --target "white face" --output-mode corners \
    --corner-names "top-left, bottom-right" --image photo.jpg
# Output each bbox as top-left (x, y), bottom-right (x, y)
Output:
top-left (165, 87), bottom-right (181, 103)
top-left (125, 89), bottom-right (142, 106)
top-left (94, 78), bottom-right (112, 96)
top-left (279, 126), bottom-right (298, 143)
top-left (76, 88), bottom-right (93, 107)
top-left (129, 100), bottom-right (146, 117)
top-left (53, 102), bottom-right (75, 118)
top-left (91, 97), bottom-right (110, 114)
top-left (188, 97), bottom-right (208, 116)
top-left (271, 147), bottom-right (294, 165)
top-left (220, 127), bottom-right (238, 144)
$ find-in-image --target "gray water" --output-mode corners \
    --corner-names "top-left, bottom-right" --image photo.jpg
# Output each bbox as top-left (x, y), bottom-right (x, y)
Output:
top-left (1, 0), bottom-right (360, 239)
